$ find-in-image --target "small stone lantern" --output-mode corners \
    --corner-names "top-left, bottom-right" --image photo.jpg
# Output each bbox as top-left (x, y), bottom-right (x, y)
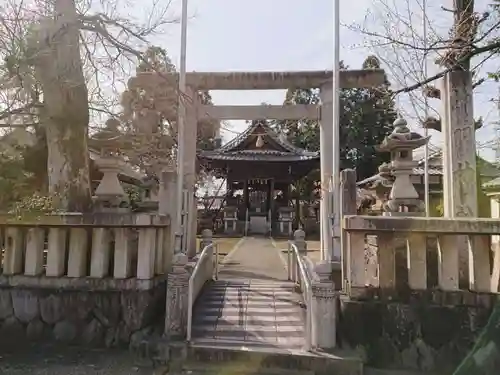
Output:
top-left (378, 117), bottom-right (430, 215)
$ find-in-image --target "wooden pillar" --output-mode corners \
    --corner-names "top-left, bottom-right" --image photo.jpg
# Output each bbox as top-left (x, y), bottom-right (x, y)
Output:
top-left (243, 179), bottom-right (249, 210)
top-left (283, 182), bottom-right (290, 204)
top-left (226, 178), bottom-right (233, 198)
top-left (269, 179), bottom-right (275, 211)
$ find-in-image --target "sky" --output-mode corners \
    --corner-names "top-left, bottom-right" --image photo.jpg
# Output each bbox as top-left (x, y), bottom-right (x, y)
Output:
top-left (146, 0), bottom-right (500, 162)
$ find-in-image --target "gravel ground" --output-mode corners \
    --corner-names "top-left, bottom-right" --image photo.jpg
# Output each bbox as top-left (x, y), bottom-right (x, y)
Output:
top-left (0, 344), bottom-right (168, 375)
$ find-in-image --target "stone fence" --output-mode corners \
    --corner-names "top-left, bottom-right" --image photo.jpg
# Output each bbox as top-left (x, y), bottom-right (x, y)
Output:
top-left (339, 215), bottom-right (500, 372)
top-left (343, 215), bottom-right (499, 302)
top-left (0, 213), bottom-right (172, 348)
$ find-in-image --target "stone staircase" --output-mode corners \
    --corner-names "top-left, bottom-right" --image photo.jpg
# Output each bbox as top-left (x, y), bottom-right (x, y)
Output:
top-left (191, 279), bottom-right (306, 349)
top-left (178, 279), bottom-right (362, 375)
top-left (155, 238), bottom-right (363, 374)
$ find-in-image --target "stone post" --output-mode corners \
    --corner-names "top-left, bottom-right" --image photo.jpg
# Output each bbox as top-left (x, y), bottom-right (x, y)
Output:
top-left (340, 169), bottom-right (357, 290)
top-left (164, 253), bottom-right (189, 339)
top-left (199, 229), bottom-right (213, 253)
top-left (159, 168), bottom-right (177, 230)
top-left (293, 229), bottom-right (307, 255)
top-left (311, 271), bottom-right (337, 350)
top-left (486, 190), bottom-right (500, 292)
top-left (441, 70), bottom-right (478, 288)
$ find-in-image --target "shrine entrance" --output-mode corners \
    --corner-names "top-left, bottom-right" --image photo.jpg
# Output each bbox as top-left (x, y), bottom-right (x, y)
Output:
top-left (199, 120), bottom-right (319, 237)
top-left (247, 178), bottom-right (272, 235)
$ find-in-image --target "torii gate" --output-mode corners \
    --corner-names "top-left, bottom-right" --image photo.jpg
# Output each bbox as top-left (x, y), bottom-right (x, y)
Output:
top-left (129, 69), bottom-right (386, 278)
top-left (165, 70), bottom-right (386, 274)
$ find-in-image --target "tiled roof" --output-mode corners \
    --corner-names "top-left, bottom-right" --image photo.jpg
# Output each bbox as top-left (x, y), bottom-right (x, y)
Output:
top-left (198, 149), bottom-right (319, 162)
top-left (483, 176), bottom-right (500, 189)
top-left (357, 166), bottom-right (442, 187)
top-left (199, 120), bottom-right (319, 162)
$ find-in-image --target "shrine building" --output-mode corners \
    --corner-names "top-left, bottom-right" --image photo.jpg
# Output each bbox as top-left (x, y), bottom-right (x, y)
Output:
top-left (198, 120), bottom-right (319, 237)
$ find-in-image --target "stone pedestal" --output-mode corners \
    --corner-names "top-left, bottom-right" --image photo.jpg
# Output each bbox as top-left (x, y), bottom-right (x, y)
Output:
top-left (164, 254), bottom-right (189, 339)
top-left (93, 156), bottom-right (129, 211)
top-left (311, 270), bottom-right (337, 350)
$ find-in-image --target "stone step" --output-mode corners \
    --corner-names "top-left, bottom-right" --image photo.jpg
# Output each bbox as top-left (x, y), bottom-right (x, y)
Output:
top-left (185, 343), bottom-right (363, 375)
top-left (181, 362), bottom-right (315, 375)
top-left (191, 279), bottom-right (307, 351)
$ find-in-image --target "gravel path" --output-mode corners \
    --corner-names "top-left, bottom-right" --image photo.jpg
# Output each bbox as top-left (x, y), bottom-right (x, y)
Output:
top-left (0, 344), bottom-right (167, 375)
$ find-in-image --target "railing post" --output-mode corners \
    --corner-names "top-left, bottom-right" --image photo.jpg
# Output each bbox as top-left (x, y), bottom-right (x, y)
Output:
top-left (24, 228), bottom-right (45, 276)
top-left (199, 229), bottom-right (213, 252)
top-left (165, 253), bottom-right (190, 339)
top-left (113, 228), bottom-right (132, 279)
top-left (287, 242), bottom-right (292, 281)
top-left (293, 229), bottom-right (307, 255)
top-left (311, 269), bottom-right (337, 350)
top-left (46, 227), bottom-right (68, 277)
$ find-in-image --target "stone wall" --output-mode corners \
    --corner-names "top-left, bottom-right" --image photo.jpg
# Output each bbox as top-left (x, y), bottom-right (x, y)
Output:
top-left (338, 297), bottom-right (494, 373)
top-left (0, 279), bottom-right (166, 349)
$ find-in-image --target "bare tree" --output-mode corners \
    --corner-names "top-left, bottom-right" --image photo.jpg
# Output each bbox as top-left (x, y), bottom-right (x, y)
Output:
top-left (349, 0), bottom-right (499, 126)
top-left (0, 0), bottom-right (176, 211)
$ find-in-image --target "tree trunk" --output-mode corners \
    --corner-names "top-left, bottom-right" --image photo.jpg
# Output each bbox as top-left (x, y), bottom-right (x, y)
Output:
top-left (32, 0), bottom-right (92, 212)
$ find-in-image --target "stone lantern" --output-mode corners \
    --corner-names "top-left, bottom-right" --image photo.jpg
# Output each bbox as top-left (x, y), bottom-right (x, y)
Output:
top-left (137, 175), bottom-right (160, 212)
top-left (90, 118), bottom-right (129, 212)
top-left (378, 117), bottom-right (430, 215)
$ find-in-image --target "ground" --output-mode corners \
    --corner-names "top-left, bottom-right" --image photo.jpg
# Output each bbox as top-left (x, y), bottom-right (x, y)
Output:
top-left (272, 239), bottom-right (321, 263)
top-left (196, 236), bottom-right (242, 262)
top-left (0, 344), bottom-right (166, 375)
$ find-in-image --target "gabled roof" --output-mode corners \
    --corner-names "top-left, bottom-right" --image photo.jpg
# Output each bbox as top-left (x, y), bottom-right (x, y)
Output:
top-left (199, 120), bottom-right (319, 162)
top-left (358, 146), bottom-right (500, 188)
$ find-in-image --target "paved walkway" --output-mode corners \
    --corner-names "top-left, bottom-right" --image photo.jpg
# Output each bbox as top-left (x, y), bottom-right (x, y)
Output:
top-left (218, 237), bottom-right (289, 281)
top-left (192, 237), bottom-right (306, 350)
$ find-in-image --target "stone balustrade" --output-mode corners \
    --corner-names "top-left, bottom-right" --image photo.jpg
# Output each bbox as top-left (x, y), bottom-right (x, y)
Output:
top-left (344, 215), bottom-right (499, 304)
top-left (0, 220), bottom-right (171, 284)
top-left (0, 214), bottom-right (172, 347)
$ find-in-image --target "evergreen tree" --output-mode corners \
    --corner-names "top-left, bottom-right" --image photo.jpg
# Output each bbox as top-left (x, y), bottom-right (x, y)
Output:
top-left (273, 56), bottom-right (397, 182)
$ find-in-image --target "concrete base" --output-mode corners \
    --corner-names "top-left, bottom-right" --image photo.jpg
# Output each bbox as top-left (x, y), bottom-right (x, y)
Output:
top-left (0, 278), bottom-right (166, 348)
top-left (338, 297), bottom-right (495, 373)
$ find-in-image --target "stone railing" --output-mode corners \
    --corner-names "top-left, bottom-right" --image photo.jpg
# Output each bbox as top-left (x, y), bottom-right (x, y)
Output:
top-left (0, 214), bottom-right (173, 347)
top-left (186, 237), bottom-right (219, 341)
top-left (344, 215), bottom-right (499, 305)
top-left (0, 215), bottom-right (172, 287)
top-left (288, 229), bottom-right (337, 351)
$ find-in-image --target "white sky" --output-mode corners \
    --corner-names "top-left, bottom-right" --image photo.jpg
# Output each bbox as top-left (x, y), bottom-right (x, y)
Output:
top-left (142, 0), bottom-right (499, 162)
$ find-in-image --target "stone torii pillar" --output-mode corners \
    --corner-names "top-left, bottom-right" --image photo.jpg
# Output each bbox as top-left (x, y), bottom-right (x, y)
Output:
top-left (316, 69), bottom-right (386, 284)
top-left (183, 86), bottom-right (199, 258)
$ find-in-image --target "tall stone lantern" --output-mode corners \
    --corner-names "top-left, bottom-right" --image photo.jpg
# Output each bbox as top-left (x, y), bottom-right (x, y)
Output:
top-left (90, 118), bottom-right (129, 212)
top-left (378, 117), bottom-right (430, 216)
